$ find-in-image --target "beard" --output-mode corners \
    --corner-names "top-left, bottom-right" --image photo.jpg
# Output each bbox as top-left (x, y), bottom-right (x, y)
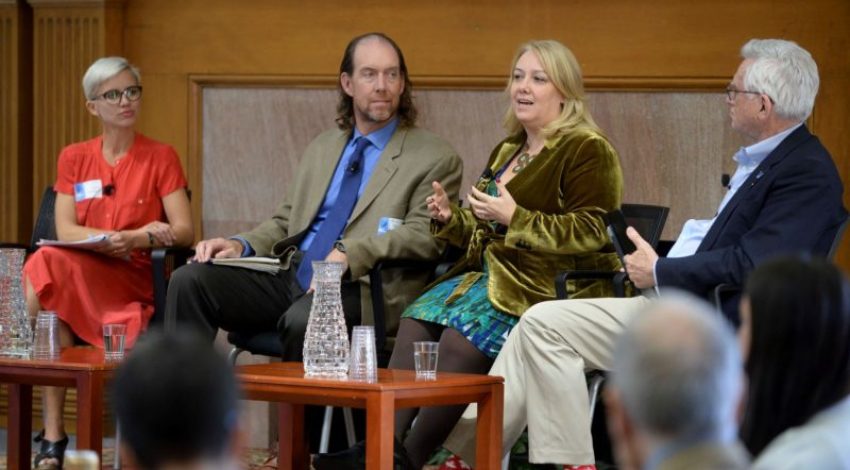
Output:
top-left (356, 100), bottom-right (398, 126)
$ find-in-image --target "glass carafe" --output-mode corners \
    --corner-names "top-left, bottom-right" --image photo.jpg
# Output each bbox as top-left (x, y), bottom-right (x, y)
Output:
top-left (0, 248), bottom-right (33, 357)
top-left (302, 261), bottom-right (350, 377)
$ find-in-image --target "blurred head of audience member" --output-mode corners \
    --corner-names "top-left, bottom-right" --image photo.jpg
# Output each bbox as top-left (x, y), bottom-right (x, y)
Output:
top-left (605, 293), bottom-right (749, 470)
top-left (111, 331), bottom-right (242, 470)
top-left (739, 256), bottom-right (850, 456)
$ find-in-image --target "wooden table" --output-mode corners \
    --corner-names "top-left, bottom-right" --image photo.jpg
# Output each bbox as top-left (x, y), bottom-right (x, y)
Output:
top-left (0, 347), bottom-right (118, 470)
top-left (237, 363), bottom-right (503, 470)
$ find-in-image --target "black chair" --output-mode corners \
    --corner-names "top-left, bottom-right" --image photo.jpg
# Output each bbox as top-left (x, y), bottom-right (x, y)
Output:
top-left (554, 203), bottom-right (669, 300)
top-left (0, 186), bottom-right (58, 252)
top-left (712, 213), bottom-right (850, 311)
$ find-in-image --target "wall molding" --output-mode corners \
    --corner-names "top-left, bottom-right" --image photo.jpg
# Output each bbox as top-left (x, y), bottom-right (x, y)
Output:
top-left (27, 0), bottom-right (124, 6)
top-left (189, 73), bottom-right (729, 91)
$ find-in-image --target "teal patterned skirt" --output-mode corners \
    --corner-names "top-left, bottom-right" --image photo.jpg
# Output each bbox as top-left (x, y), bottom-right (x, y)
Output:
top-left (401, 267), bottom-right (518, 359)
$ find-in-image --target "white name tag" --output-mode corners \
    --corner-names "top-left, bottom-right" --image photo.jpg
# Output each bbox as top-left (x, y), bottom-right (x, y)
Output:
top-left (74, 180), bottom-right (103, 202)
top-left (377, 217), bottom-right (403, 235)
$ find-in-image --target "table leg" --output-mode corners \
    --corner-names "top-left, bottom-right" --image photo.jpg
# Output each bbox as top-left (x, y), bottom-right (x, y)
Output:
top-left (475, 382), bottom-right (504, 470)
top-left (75, 372), bottom-right (105, 456)
top-left (277, 402), bottom-right (307, 470)
top-left (365, 392), bottom-right (393, 470)
top-left (8, 383), bottom-right (33, 470)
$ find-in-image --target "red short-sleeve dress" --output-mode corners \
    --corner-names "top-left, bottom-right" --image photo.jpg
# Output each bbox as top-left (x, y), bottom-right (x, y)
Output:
top-left (23, 133), bottom-right (188, 348)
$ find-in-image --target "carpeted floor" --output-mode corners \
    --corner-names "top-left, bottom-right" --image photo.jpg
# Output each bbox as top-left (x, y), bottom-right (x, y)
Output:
top-left (0, 447), bottom-right (277, 469)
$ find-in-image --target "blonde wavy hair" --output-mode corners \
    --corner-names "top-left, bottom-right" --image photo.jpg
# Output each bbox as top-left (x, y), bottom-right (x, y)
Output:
top-left (503, 40), bottom-right (599, 138)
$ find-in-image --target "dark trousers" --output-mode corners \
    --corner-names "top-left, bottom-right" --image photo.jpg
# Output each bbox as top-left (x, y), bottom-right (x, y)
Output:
top-left (164, 261), bottom-right (361, 361)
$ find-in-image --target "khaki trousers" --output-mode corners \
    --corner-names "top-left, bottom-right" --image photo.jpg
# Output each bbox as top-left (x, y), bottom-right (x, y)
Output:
top-left (443, 296), bottom-right (651, 465)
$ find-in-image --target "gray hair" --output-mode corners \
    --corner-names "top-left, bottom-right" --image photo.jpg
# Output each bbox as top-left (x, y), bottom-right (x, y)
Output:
top-left (741, 39), bottom-right (819, 122)
top-left (82, 56), bottom-right (140, 101)
top-left (610, 292), bottom-right (742, 441)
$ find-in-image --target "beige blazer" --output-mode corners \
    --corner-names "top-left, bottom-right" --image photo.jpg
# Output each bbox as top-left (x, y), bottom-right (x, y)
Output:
top-left (240, 125), bottom-right (463, 334)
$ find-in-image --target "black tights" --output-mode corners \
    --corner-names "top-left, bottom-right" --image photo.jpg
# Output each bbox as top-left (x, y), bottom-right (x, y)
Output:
top-left (388, 318), bottom-right (494, 468)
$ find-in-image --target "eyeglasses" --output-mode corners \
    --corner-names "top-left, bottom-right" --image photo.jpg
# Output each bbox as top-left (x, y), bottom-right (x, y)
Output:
top-left (725, 86), bottom-right (761, 101)
top-left (91, 86), bottom-right (143, 104)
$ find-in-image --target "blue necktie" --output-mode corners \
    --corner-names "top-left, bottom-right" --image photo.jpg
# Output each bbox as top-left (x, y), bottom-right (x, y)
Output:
top-left (295, 137), bottom-right (371, 289)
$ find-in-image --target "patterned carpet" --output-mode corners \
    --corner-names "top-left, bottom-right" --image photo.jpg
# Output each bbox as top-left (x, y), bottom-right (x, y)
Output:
top-left (0, 447), bottom-right (277, 469)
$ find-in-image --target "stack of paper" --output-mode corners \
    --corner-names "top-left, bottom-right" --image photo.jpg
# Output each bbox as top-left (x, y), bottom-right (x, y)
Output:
top-left (36, 234), bottom-right (109, 250)
top-left (210, 256), bottom-right (281, 274)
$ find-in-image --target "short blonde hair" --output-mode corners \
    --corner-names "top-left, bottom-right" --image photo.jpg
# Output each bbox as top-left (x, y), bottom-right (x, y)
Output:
top-left (82, 57), bottom-right (140, 101)
top-left (503, 40), bottom-right (599, 138)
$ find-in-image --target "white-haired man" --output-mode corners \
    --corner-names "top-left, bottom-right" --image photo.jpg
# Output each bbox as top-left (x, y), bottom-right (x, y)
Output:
top-left (444, 38), bottom-right (846, 468)
top-left (605, 295), bottom-right (749, 470)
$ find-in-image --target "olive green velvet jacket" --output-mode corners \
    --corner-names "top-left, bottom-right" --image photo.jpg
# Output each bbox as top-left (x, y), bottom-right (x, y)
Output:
top-left (432, 128), bottom-right (623, 317)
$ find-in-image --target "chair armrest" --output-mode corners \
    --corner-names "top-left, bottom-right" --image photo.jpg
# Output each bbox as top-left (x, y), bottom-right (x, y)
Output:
top-left (712, 283), bottom-right (741, 312)
top-left (554, 270), bottom-right (629, 299)
top-left (151, 247), bottom-right (195, 331)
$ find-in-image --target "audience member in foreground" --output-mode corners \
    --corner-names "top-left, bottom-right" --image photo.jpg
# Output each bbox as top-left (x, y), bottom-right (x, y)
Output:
top-left (444, 37), bottom-right (846, 468)
top-left (112, 331), bottom-right (242, 470)
top-left (605, 294), bottom-right (749, 470)
top-left (741, 257), bottom-right (850, 469)
top-left (25, 56), bottom-right (193, 470)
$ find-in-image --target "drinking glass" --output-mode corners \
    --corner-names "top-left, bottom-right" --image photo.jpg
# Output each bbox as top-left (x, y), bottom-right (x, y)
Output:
top-left (32, 311), bottom-right (61, 360)
top-left (413, 341), bottom-right (439, 380)
top-left (102, 324), bottom-right (127, 361)
top-left (349, 325), bottom-right (378, 382)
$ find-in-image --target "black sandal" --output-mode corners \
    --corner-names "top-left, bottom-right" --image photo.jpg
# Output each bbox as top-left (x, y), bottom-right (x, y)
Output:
top-left (33, 430), bottom-right (69, 470)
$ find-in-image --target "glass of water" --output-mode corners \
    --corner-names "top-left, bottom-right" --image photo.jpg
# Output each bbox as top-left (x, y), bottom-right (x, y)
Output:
top-left (413, 341), bottom-right (439, 380)
top-left (102, 324), bottom-right (127, 361)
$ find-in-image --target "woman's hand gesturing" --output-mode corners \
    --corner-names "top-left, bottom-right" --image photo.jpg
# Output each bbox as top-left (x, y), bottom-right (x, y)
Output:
top-left (467, 180), bottom-right (516, 226)
top-left (426, 181), bottom-right (453, 224)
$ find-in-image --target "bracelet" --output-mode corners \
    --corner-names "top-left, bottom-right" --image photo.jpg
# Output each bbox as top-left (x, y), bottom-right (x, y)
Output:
top-left (146, 231), bottom-right (155, 247)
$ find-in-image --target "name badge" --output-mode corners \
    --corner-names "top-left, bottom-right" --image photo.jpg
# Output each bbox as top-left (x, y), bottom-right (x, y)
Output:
top-left (377, 217), bottom-right (403, 235)
top-left (74, 180), bottom-right (103, 202)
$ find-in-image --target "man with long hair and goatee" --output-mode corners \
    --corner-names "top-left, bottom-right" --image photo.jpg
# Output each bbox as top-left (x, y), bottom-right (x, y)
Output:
top-left (167, 32), bottom-right (462, 364)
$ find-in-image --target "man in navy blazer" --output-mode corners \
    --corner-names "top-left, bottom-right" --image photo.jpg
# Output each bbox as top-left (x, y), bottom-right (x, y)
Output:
top-left (442, 38), bottom-right (847, 468)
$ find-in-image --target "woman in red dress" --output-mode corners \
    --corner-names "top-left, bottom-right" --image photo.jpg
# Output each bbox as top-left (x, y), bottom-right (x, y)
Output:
top-left (23, 56), bottom-right (194, 469)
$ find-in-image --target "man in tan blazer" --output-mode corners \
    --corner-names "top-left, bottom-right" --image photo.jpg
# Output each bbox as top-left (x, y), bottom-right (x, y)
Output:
top-left (165, 32), bottom-right (463, 361)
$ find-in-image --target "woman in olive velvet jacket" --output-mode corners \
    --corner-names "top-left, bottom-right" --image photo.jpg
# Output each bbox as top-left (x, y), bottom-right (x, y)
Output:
top-left (388, 39), bottom-right (624, 468)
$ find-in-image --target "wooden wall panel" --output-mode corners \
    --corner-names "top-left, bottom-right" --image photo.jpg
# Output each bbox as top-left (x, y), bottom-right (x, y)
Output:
top-left (200, 86), bottom-right (337, 238)
top-left (29, 0), bottom-right (124, 210)
top-left (0, 0), bottom-right (32, 243)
